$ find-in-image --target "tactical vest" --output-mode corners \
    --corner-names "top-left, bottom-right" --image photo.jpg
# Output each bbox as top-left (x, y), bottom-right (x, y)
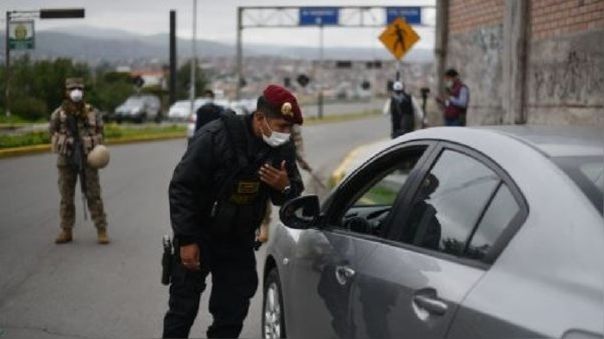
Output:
top-left (51, 103), bottom-right (103, 157)
top-left (208, 114), bottom-right (283, 240)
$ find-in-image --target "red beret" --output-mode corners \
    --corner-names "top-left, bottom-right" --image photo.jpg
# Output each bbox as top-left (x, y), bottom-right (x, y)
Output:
top-left (262, 84), bottom-right (303, 125)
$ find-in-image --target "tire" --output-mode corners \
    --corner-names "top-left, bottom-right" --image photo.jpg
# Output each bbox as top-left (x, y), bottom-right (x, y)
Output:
top-left (263, 268), bottom-right (286, 339)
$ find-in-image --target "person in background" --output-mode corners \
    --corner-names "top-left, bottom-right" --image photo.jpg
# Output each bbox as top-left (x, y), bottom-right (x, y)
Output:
top-left (436, 68), bottom-right (469, 126)
top-left (195, 89), bottom-right (224, 132)
top-left (383, 81), bottom-right (425, 138)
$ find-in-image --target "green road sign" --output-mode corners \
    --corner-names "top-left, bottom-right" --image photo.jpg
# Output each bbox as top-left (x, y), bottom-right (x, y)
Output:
top-left (9, 21), bottom-right (35, 50)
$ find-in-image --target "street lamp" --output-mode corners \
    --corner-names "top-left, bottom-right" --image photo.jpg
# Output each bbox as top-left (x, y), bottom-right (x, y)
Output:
top-left (4, 8), bottom-right (85, 117)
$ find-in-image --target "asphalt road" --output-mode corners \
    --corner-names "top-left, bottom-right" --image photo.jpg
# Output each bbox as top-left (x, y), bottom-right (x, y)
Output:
top-left (0, 115), bottom-right (388, 339)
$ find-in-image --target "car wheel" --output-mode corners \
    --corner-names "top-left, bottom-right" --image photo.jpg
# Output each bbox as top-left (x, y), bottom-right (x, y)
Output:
top-left (263, 268), bottom-right (286, 339)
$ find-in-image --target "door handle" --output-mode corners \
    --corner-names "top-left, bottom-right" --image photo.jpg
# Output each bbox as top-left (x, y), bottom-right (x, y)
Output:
top-left (335, 266), bottom-right (355, 285)
top-left (412, 294), bottom-right (448, 316)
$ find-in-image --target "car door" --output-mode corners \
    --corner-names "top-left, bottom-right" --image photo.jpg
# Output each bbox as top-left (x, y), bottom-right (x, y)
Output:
top-left (348, 143), bottom-right (516, 339)
top-left (287, 142), bottom-right (434, 339)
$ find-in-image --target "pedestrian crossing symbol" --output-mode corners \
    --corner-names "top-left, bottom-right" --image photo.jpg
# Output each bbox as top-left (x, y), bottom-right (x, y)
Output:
top-left (379, 17), bottom-right (420, 60)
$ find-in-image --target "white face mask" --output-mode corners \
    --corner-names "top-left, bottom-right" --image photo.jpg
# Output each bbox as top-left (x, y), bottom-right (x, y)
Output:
top-left (262, 118), bottom-right (290, 148)
top-left (445, 79), bottom-right (454, 89)
top-left (69, 89), bottom-right (83, 102)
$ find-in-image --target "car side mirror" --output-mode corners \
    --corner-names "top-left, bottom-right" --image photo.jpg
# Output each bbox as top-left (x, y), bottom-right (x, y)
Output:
top-left (279, 195), bottom-right (320, 229)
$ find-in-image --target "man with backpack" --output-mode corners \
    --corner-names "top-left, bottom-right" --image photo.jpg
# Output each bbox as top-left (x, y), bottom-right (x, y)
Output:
top-left (195, 89), bottom-right (225, 131)
top-left (385, 81), bottom-right (419, 138)
top-left (163, 84), bottom-right (304, 338)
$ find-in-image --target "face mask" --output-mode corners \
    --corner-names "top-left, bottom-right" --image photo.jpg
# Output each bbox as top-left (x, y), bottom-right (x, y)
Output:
top-left (445, 80), bottom-right (454, 89)
top-left (69, 89), bottom-right (83, 102)
top-left (262, 118), bottom-right (290, 148)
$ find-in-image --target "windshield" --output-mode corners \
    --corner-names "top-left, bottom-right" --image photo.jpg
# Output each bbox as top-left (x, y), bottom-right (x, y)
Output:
top-left (553, 156), bottom-right (603, 215)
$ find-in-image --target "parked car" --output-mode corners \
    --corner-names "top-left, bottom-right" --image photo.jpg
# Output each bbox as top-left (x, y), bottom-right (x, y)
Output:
top-left (262, 126), bottom-right (603, 339)
top-left (113, 95), bottom-right (161, 123)
top-left (187, 99), bottom-right (244, 139)
top-left (167, 99), bottom-right (209, 121)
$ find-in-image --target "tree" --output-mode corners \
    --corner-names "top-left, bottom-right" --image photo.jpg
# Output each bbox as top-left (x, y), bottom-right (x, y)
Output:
top-left (175, 60), bottom-right (208, 100)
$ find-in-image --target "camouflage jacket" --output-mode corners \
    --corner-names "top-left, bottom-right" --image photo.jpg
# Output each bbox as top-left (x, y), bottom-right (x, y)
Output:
top-left (49, 100), bottom-right (104, 166)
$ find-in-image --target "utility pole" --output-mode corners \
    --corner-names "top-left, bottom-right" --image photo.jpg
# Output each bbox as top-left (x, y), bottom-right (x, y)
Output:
top-left (5, 11), bottom-right (11, 117)
top-left (169, 10), bottom-right (177, 107)
top-left (236, 7), bottom-right (243, 100)
top-left (317, 22), bottom-right (324, 119)
top-left (189, 0), bottom-right (197, 119)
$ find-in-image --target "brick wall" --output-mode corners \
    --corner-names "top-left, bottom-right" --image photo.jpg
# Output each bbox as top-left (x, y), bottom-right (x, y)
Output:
top-left (531, 0), bottom-right (604, 41)
top-left (442, 0), bottom-right (604, 127)
top-left (449, 0), bottom-right (505, 34)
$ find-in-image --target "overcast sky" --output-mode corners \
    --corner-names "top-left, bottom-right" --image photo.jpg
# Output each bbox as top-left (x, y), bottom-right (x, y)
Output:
top-left (2, 0), bottom-right (436, 50)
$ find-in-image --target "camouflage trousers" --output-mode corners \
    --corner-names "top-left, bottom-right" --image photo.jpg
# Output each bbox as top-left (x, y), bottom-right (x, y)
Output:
top-left (58, 165), bottom-right (107, 229)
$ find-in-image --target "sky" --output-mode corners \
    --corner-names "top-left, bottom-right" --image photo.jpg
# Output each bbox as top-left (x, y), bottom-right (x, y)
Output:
top-left (2, 0), bottom-right (436, 49)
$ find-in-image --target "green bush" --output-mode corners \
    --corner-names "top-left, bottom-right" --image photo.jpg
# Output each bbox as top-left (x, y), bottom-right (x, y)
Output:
top-left (0, 131), bottom-right (50, 148)
top-left (11, 96), bottom-right (48, 121)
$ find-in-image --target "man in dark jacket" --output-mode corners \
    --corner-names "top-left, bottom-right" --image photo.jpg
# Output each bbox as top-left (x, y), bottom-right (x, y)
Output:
top-left (388, 81), bottom-right (415, 138)
top-left (163, 84), bottom-right (304, 338)
top-left (195, 89), bottom-right (224, 131)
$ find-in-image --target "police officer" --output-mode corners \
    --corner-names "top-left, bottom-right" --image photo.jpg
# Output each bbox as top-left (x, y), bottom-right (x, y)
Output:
top-left (163, 84), bottom-right (304, 338)
top-left (49, 78), bottom-right (109, 244)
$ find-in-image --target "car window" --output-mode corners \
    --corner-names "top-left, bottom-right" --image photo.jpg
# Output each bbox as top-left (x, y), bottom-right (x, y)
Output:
top-left (399, 149), bottom-right (500, 256)
top-left (465, 183), bottom-right (519, 261)
top-left (336, 148), bottom-right (426, 237)
top-left (353, 159), bottom-right (417, 207)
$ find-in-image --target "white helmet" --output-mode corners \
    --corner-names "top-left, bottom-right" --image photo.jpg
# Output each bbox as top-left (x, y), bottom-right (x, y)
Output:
top-left (393, 81), bottom-right (404, 91)
top-left (87, 145), bottom-right (110, 169)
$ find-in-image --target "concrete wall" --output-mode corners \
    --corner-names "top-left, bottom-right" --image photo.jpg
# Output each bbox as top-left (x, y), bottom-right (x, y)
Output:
top-left (442, 0), bottom-right (604, 127)
top-left (527, 0), bottom-right (604, 126)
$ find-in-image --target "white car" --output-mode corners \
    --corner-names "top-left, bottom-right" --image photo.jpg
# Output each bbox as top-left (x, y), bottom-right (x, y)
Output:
top-left (167, 99), bottom-right (207, 121)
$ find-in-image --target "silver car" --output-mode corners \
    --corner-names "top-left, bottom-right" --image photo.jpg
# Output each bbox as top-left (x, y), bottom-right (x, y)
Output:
top-left (262, 126), bottom-right (603, 339)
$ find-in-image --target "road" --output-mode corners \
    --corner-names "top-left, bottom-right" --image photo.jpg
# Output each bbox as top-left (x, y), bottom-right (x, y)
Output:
top-left (0, 115), bottom-right (389, 339)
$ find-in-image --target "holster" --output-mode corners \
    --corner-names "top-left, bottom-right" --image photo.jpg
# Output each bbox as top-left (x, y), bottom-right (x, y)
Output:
top-left (161, 235), bottom-right (173, 286)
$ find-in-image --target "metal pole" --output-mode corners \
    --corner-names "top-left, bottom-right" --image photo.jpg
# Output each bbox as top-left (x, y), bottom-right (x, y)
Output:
top-left (5, 11), bottom-right (11, 117)
top-left (317, 23), bottom-right (324, 119)
top-left (236, 7), bottom-right (243, 100)
top-left (169, 10), bottom-right (177, 106)
top-left (189, 0), bottom-right (197, 118)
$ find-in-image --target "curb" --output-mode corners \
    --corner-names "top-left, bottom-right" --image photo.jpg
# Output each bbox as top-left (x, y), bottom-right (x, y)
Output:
top-left (0, 132), bottom-right (185, 159)
top-left (329, 139), bottom-right (388, 187)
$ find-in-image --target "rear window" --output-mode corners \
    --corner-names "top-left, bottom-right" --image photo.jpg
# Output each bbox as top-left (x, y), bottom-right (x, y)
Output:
top-left (553, 156), bottom-right (603, 215)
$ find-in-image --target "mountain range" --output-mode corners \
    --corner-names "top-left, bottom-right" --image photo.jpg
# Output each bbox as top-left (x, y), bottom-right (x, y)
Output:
top-left (1, 25), bottom-right (434, 64)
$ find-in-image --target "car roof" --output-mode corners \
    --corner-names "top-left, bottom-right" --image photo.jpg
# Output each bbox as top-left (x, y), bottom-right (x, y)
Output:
top-left (475, 125), bottom-right (603, 158)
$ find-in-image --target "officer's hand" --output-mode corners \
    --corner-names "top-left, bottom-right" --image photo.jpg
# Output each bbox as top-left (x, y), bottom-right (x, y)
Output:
top-left (180, 243), bottom-right (201, 271)
top-left (259, 161), bottom-right (290, 192)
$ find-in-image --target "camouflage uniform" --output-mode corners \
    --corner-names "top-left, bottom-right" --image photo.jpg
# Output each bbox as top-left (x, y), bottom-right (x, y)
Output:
top-left (49, 88), bottom-right (108, 234)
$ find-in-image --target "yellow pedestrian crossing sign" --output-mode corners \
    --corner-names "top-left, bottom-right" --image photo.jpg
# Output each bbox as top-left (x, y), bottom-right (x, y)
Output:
top-left (379, 17), bottom-right (420, 60)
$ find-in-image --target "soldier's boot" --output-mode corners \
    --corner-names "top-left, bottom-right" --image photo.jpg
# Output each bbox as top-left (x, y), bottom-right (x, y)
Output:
top-left (97, 228), bottom-right (110, 245)
top-left (55, 228), bottom-right (73, 244)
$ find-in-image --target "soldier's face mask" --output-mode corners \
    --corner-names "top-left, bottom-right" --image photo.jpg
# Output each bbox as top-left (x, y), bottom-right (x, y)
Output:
top-left (69, 89), bottom-right (83, 102)
top-left (262, 116), bottom-right (290, 148)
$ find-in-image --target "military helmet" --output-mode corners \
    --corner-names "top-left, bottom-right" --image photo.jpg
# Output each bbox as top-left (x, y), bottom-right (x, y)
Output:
top-left (65, 78), bottom-right (84, 90)
top-left (87, 145), bottom-right (110, 169)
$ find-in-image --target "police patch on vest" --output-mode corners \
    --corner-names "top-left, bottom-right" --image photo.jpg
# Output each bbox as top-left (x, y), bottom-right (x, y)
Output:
top-left (237, 180), bottom-right (260, 194)
top-left (229, 180), bottom-right (261, 205)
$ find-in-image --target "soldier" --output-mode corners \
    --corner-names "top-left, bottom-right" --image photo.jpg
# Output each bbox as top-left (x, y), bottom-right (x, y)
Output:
top-left (49, 78), bottom-right (109, 244)
top-left (163, 84), bottom-right (304, 338)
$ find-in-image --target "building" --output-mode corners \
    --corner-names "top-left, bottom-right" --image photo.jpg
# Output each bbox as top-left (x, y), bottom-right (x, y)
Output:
top-left (434, 0), bottom-right (603, 126)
